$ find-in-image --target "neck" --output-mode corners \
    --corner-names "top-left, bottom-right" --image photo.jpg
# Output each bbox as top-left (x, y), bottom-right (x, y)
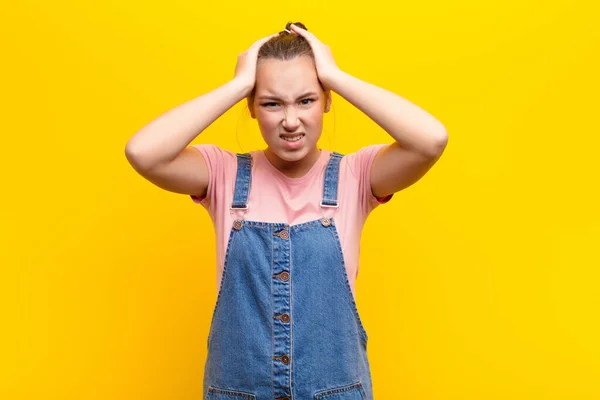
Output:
top-left (263, 147), bottom-right (322, 178)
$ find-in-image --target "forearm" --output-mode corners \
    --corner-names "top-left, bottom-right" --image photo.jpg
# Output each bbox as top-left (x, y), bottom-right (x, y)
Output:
top-left (328, 69), bottom-right (447, 156)
top-left (125, 78), bottom-right (251, 169)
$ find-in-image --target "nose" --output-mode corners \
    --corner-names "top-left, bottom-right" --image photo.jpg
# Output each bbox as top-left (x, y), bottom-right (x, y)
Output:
top-left (282, 106), bottom-right (300, 131)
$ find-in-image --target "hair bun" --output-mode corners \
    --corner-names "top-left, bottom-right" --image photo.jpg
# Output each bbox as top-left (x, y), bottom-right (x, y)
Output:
top-left (282, 21), bottom-right (308, 34)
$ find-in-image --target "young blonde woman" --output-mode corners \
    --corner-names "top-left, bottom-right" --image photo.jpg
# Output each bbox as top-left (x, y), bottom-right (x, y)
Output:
top-left (125, 21), bottom-right (447, 400)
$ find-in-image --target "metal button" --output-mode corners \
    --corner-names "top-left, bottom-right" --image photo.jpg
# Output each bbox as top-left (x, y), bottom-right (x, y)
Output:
top-left (274, 229), bottom-right (289, 240)
top-left (233, 219), bottom-right (243, 230)
top-left (279, 271), bottom-right (290, 281)
top-left (273, 354), bottom-right (290, 364)
top-left (280, 313), bottom-right (290, 323)
top-left (321, 218), bottom-right (331, 227)
top-left (275, 397), bottom-right (290, 400)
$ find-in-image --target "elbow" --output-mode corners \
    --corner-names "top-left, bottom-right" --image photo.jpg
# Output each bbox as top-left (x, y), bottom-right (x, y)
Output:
top-left (124, 142), bottom-right (153, 173)
top-left (423, 127), bottom-right (448, 158)
top-left (124, 142), bottom-right (139, 165)
top-left (434, 129), bottom-right (448, 154)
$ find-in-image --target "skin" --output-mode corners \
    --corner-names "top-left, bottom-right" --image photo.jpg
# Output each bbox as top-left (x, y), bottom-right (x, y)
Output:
top-left (249, 55), bottom-right (332, 178)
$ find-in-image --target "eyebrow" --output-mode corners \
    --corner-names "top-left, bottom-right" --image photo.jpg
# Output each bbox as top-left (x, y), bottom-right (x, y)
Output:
top-left (258, 92), bottom-right (318, 101)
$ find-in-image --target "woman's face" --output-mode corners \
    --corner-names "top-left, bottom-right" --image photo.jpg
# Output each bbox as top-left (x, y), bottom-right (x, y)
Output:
top-left (250, 56), bottom-right (331, 164)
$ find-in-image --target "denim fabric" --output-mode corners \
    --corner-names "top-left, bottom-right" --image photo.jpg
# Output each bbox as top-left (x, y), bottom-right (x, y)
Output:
top-left (204, 152), bottom-right (374, 400)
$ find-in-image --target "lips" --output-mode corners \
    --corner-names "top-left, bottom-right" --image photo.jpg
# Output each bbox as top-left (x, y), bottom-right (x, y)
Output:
top-left (280, 133), bottom-right (305, 138)
top-left (279, 132), bottom-right (305, 149)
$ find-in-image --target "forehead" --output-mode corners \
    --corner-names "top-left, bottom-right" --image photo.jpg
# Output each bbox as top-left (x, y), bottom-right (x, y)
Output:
top-left (255, 57), bottom-right (320, 99)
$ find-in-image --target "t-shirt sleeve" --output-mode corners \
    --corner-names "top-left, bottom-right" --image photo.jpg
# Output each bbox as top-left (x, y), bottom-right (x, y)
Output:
top-left (188, 144), bottom-right (235, 212)
top-left (346, 144), bottom-right (394, 215)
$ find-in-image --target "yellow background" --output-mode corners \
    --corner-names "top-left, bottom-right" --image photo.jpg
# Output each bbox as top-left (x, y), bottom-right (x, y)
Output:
top-left (2, 0), bottom-right (599, 399)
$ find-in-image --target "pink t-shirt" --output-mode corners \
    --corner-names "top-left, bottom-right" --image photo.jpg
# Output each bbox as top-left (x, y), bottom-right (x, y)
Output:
top-left (190, 144), bottom-right (393, 300)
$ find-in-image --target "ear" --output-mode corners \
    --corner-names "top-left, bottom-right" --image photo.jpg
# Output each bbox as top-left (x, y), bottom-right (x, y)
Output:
top-left (324, 90), bottom-right (332, 113)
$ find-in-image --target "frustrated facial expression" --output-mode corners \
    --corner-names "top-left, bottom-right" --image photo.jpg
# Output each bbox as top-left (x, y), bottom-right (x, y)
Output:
top-left (250, 56), bottom-right (331, 164)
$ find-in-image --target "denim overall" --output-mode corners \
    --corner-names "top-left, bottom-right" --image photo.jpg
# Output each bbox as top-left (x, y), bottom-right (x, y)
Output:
top-left (203, 152), bottom-right (374, 400)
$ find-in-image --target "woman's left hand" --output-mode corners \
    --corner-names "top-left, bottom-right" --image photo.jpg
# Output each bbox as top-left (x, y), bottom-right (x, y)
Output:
top-left (289, 24), bottom-right (341, 90)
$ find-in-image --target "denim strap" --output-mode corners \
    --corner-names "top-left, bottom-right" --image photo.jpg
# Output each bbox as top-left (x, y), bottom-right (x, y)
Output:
top-left (231, 153), bottom-right (252, 209)
top-left (232, 151), bottom-right (344, 209)
top-left (321, 152), bottom-right (344, 207)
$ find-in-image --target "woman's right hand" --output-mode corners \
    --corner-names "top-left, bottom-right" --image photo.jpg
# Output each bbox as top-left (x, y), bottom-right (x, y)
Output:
top-left (233, 32), bottom-right (280, 96)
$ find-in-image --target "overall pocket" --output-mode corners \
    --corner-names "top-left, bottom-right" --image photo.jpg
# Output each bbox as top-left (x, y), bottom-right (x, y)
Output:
top-left (314, 381), bottom-right (366, 399)
top-left (206, 385), bottom-right (256, 400)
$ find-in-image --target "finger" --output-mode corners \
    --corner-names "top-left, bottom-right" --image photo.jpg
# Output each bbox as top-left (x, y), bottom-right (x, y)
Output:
top-left (289, 24), bottom-right (316, 42)
top-left (289, 24), bottom-right (304, 36)
top-left (259, 33), bottom-right (279, 44)
top-left (250, 33), bottom-right (279, 49)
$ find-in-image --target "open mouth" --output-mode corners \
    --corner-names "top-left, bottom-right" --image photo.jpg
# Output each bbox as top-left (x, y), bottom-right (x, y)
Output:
top-left (280, 133), bottom-right (305, 142)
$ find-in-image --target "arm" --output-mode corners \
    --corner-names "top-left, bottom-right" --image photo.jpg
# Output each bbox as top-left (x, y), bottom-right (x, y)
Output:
top-left (125, 78), bottom-right (250, 169)
top-left (287, 24), bottom-right (448, 199)
top-left (124, 78), bottom-right (251, 198)
top-left (328, 70), bottom-right (448, 198)
top-left (124, 32), bottom-right (278, 198)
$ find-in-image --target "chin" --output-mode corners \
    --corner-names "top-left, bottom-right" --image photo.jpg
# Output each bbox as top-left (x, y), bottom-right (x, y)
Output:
top-left (267, 142), bottom-right (312, 162)
top-left (274, 148), bottom-right (310, 162)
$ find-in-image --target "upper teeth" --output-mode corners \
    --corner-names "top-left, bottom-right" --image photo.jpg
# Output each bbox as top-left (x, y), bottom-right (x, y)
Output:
top-left (282, 135), bottom-right (303, 141)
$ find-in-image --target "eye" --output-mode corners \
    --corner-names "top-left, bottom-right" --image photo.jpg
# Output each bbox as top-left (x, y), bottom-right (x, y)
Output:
top-left (300, 98), bottom-right (315, 105)
top-left (261, 102), bottom-right (279, 108)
